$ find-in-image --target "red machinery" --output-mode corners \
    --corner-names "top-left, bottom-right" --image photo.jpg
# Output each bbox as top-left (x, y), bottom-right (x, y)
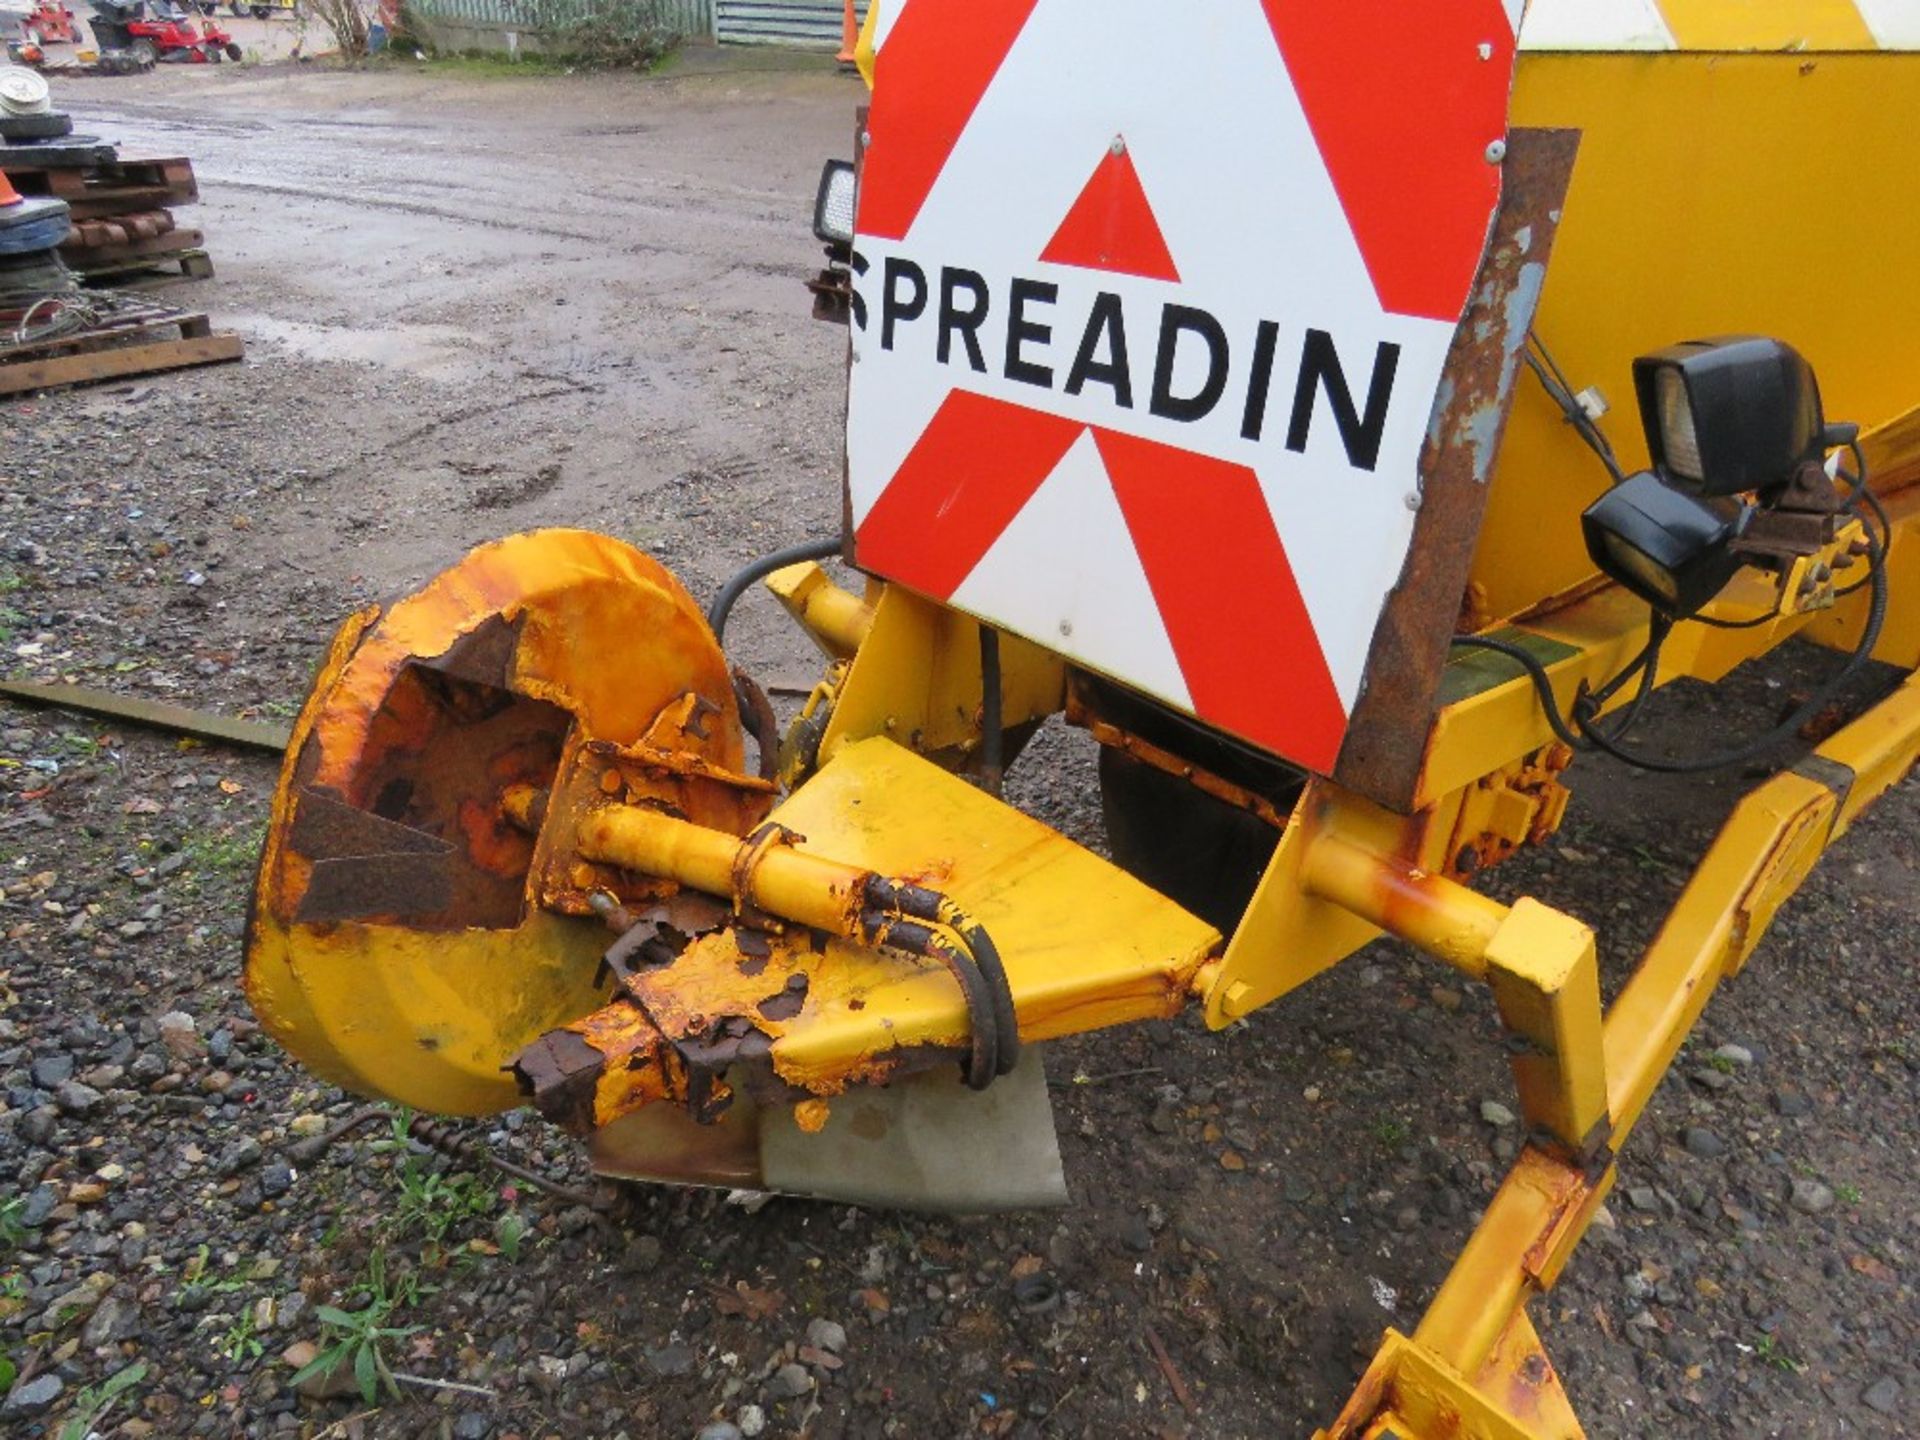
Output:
top-left (89, 0), bottom-right (241, 63)
top-left (23, 2), bottom-right (78, 44)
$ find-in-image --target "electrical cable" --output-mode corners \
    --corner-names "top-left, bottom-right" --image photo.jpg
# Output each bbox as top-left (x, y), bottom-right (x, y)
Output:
top-left (1581, 617), bottom-right (1670, 742)
top-left (1687, 604), bottom-right (1784, 631)
top-left (1830, 442), bottom-right (1890, 599)
top-left (1454, 451), bottom-right (1891, 773)
top-left (1525, 332), bottom-right (1626, 484)
top-left (1447, 634), bottom-right (1590, 751)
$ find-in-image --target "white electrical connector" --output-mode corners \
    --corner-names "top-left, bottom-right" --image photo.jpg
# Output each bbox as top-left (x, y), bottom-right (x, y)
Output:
top-left (1574, 386), bottom-right (1609, 423)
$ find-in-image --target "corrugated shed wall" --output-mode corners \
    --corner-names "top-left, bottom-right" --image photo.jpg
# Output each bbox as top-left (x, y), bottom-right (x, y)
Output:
top-left (714, 0), bottom-right (864, 48)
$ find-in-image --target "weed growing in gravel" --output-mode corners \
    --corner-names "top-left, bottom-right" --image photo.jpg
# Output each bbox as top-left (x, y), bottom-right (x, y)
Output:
top-left (53, 1360), bottom-right (148, 1440)
top-left (291, 1250), bottom-right (423, 1405)
top-left (373, 1108), bottom-right (498, 1250)
top-left (0, 1194), bottom-right (26, 1251)
top-left (1755, 1334), bottom-right (1806, 1373)
top-left (395, 1165), bottom-right (496, 1247)
top-left (174, 1243), bottom-right (251, 1304)
top-left (58, 732), bottom-right (107, 760)
top-left (495, 1210), bottom-right (529, 1261)
top-left (217, 1308), bottom-right (266, 1365)
top-left (1835, 1181), bottom-right (1862, 1205)
top-left (1370, 1117), bottom-right (1410, 1149)
top-left (0, 570), bottom-right (24, 648)
top-left (181, 821), bottom-right (268, 886)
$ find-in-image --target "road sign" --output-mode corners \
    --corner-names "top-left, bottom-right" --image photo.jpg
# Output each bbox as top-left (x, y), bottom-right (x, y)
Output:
top-left (847, 0), bottom-right (1518, 773)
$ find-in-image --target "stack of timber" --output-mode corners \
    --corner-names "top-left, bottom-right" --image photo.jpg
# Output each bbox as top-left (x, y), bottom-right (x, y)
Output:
top-left (2, 152), bottom-right (215, 288)
top-left (0, 294), bottom-right (243, 396)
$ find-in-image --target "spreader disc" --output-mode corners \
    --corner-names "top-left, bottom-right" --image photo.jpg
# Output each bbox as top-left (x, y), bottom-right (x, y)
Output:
top-left (246, 529), bottom-right (746, 1116)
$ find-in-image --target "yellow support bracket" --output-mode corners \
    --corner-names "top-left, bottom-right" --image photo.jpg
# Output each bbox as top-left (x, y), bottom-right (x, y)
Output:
top-left (763, 560), bottom-right (875, 661)
top-left (817, 584), bottom-right (1065, 768)
top-left (1482, 900), bottom-right (1608, 1157)
top-left (1245, 822), bottom-right (1611, 1157)
top-left (1327, 665), bottom-right (1920, 1438)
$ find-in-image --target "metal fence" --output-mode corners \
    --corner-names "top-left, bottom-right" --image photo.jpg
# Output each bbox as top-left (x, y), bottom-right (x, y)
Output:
top-left (409, 0), bottom-right (713, 37)
top-left (713, 0), bottom-right (853, 47)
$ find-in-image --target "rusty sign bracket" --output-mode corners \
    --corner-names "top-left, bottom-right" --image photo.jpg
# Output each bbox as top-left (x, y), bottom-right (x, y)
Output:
top-left (1331, 128), bottom-right (1582, 814)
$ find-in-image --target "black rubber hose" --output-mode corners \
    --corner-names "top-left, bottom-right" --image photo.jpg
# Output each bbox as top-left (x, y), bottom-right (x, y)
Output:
top-left (706, 537), bottom-right (843, 643)
top-left (865, 877), bottom-right (1020, 1077)
top-left (979, 626), bottom-right (1004, 797)
top-left (857, 910), bottom-right (999, 1089)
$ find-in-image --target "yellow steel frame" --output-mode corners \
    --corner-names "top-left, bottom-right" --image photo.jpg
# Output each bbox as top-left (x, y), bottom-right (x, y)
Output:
top-left (1314, 661), bottom-right (1920, 1439)
top-left (759, 452), bottom-right (1920, 1439)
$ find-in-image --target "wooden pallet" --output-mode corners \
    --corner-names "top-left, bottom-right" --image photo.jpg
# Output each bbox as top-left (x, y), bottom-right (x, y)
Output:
top-left (62, 212), bottom-right (183, 252)
top-left (1, 158), bottom-right (198, 219)
top-left (64, 227), bottom-right (203, 264)
top-left (0, 298), bottom-right (241, 396)
top-left (73, 250), bottom-right (216, 289)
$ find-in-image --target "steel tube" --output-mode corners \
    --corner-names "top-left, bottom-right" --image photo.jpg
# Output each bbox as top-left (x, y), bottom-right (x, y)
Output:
top-left (1302, 834), bottom-right (1507, 977)
top-left (561, 799), bottom-right (871, 937)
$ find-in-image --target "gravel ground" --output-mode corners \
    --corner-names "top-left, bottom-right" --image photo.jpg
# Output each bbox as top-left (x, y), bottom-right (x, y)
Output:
top-left (0, 55), bottom-right (1914, 1440)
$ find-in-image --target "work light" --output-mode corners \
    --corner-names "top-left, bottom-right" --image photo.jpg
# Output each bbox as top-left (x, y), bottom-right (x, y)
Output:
top-left (1581, 471), bottom-right (1747, 618)
top-left (1631, 336), bottom-right (1825, 498)
top-left (813, 160), bottom-right (856, 245)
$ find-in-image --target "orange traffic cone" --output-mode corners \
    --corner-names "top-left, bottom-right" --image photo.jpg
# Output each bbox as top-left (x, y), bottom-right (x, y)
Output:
top-left (0, 165), bottom-right (72, 246)
top-left (836, 0), bottom-right (857, 65)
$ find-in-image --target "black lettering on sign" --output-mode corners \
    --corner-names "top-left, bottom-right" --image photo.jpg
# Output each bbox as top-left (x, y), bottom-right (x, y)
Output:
top-left (1239, 319), bottom-right (1279, 441)
top-left (1285, 329), bottom-right (1400, 473)
top-left (858, 259), bottom-right (1408, 476)
top-left (1005, 278), bottom-right (1058, 389)
top-left (1063, 292), bottom-right (1132, 409)
top-left (1150, 305), bottom-right (1228, 423)
top-left (881, 257), bottom-right (927, 350)
top-left (849, 249), bottom-right (869, 331)
top-left (937, 267), bottom-right (989, 372)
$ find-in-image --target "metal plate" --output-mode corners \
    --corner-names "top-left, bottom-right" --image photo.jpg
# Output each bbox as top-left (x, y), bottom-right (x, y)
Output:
top-left (590, 1048), bottom-right (1068, 1213)
top-left (0, 138), bottom-right (118, 168)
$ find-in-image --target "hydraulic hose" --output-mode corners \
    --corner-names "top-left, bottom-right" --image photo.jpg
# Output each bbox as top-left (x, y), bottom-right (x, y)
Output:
top-left (707, 536), bottom-right (843, 642)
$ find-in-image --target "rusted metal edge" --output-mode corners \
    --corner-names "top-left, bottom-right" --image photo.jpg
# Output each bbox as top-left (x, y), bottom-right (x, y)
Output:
top-left (0, 679), bottom-right (291, 753)
top-left (1331, 128), bottom-right (1582, 815)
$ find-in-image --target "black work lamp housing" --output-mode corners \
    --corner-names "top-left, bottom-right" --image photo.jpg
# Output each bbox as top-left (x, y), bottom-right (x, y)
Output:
top-left (813, 159), bottom-right (857, 245)
top-left (1632, 336), bottom-right (1824, 498)
top-left (1582, 472), bottom-right (1747, 618)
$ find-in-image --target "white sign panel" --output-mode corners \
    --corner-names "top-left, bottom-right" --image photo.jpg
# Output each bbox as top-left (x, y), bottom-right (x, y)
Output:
top-left (846, 0), bottom-right (1517, 772)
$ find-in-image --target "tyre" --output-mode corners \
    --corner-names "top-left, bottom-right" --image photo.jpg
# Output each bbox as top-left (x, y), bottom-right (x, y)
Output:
top-left (1097, 745), bottom-right (1289, 934)
top-left (128, 37), bottom-right (158, 66)
top-left (229, 0), bottom-right (246, 13)
top-left (250, 4), bottom-right (269, 16)
top-left (0, 209), bottom-right (73, 257)
top-left (0, 113), bottom-right (72, 141)
top-left (226, 41), bottom-right (242, 59)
